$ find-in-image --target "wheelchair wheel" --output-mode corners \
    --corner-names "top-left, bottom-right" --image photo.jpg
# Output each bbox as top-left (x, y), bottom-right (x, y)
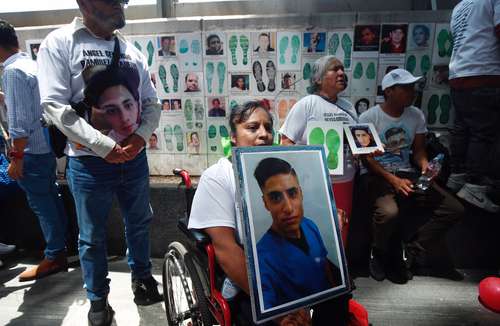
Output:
top-left (163, 241), bottom-right (213, 326)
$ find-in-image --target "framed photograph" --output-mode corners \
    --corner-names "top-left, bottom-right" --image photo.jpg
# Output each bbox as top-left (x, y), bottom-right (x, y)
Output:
top-left (233, 145), bottom-right (350, 323)
top-left (25, 39), bottom-right (43, 60)
top-left (353, 25), bottom-right (380, 52)
top-left (344, 123), bottom-right (384, 154)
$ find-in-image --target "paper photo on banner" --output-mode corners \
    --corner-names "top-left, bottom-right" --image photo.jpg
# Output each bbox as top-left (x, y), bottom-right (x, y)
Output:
top-left (306, 122), bottom-right (344, 175)
top-left (232, 146), bottom-right (350, 323)
top-left (429, 64), bottom-right (450, 89)
top-left (154, 61), bottom-right (181, 97)
top-left (129, 36), bottom-right (157, 69)
top-left (230, 73), bottom-right (250, 94)
top-left (353, 25), bottom-right (380, 56)
top-left (276, 31), bottom-right (302, 70)
top-left (204, 32), bottom-right (226, 56)
top-left (251, 58), bottom-right (278, 95)
top-left (183, 96), bottom-right (206, 131)
top-left (326, 30), bottom-right (353, 70)
top-left (352, 96), bottom-right (375, 116)
top-left (421, 89), bottom-right (454, 129)
top-left (25, 39), bottom-right (43, 61)
top-left (432, 23), bottom-right (453, 65)
top-left (344, 123), bottom-right (384, 155)
top-left (207, 96), bottom-right (227, 118)
top-left (157, 35), bottom-right (176, 58)
top-left (187, 130), bottom-right (203, 155)
top-left (147, 129), bottom-right (162, 152)
top-left (379, 24), bottom-right (408, 55)
top-left (407, 23), bottom-right (435, 51)
top-left (276, 97), bottom-right (298, 126)
top-left (252, 32), bottom-right (276, 57)
top-left (204, 59), bottom-right (228, 96)
top-left (351, 58), bottom-right (378, 96)
top-left (227, 32), bottom-right (252, 71)
top-left (303, 32), bottom-right (326, 54)
top-left (160, 98), bottom-right (182, 113)
top-left (280, 72), bottom-right (298, 92)
top-left (182, 71), bottom-right (203, 94)
top-left (177, 32), bottom-right (203, 71)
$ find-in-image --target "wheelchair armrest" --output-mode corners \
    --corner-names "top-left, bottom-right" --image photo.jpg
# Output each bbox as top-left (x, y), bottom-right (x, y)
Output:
top-left (190, 229), bottom-right (211, 246)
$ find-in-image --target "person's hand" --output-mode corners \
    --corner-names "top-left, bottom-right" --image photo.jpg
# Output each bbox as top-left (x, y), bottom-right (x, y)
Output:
top-left (337, 208), bottom-right (348, 232)
top-left (104, 144), bottom-right (130, 164)
top-left (7, 158), bottom-right (23, 179)
top-left (275, 309), bottom-right (312, 326)
top-left (390, 176), bottom-right (414, 197)
top-left (121, 134), bottom-right (145, 161)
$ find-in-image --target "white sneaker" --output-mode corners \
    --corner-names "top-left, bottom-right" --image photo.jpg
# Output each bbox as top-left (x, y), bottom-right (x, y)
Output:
top-left (446, 173), bottom-right (467, 193)
top-left (0, 242), bottom-right (15, 255)
top-left (457, 183), bottom-right (500, 213)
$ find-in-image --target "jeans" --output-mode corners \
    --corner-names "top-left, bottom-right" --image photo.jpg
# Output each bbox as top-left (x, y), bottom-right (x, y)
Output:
top-left (66, 150), bottom-right (153, 301)
top-left (450, 87), bottom-right (500, 182)
top-left (17, 153), bottom-right (67, 260)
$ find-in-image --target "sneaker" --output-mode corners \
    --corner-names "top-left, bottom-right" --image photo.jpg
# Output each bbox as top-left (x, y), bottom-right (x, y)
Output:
top-left (18, 252), bottom-right (68, 282)
top-left (369, 248), bottom-right (386, 281)
top-left (386, 247), bottom-right (409, 284)
top-left (0, 242), bottom-right (15, 255)
top-left (132, 276), bottom-right (163, 306)
top-left (88, 298), bottom-right (114, 326)
top-left (457, 183), bottom-right (500, 213)
top-left (446, 173), bottom-right (466, 193)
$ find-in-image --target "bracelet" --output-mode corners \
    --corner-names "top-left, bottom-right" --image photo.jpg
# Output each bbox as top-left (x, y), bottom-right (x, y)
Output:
top-left (9, 150), bottom-right (24, 159)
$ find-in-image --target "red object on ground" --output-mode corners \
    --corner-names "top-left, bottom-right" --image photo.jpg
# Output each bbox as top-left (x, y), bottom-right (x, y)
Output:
top-left (332, 179), bottom-right (354, 246)
top-left (478, 277), bottom-right (500, 313)
top-left (348, 299), bottom-right (369, 326)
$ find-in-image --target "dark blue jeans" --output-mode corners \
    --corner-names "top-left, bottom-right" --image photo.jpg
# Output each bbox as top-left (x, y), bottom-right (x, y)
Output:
top-left (450, 87), bottom-right (500, 182)
top-left (66, 150), bottom-right (153, 300)
top-left (17, 153), bottom-right (67, 260)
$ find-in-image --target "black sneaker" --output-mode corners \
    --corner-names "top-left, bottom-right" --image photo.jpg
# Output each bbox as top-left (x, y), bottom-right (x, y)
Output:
top-left (132, 276), bottom-right (163, 306)
top-left (369, 248), bottom-right (386, 281)
top-left (386, 258), bottom-right (409, 284)
top-left (88, 298), bottom-right (114, 326)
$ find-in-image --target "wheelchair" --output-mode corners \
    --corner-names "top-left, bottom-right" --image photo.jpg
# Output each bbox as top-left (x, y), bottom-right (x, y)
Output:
top-left (162, 168), bottom-right (231, 326)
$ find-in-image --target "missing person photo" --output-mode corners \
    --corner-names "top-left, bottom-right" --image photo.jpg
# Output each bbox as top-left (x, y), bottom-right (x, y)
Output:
top-left (253, 32), bottom-right (276, 56)
top-left (184, 72), bottom-right (201, 92)
top-left (408, 23), bottom-right (433, 50)
top-left (344, 123), bottom-right (384, 154)
top-left (303, 32), bottom-right (326, 53)
top-left (206, 33), bottom-right (224, 55)
top-left (231, 74), bottom-right (250, 92)
top-left (380, 24), bottom-right (408, 54)
top-left (207, 96), bottom-right (226, 117)
top-left (158, 36), bottom-right (176, 57)
top-left (353, 25), bottom-right (380, 52)
top-left (280, 72), bottom-right (296, 91)
top-left (233, 146), bottom-right (349, 323)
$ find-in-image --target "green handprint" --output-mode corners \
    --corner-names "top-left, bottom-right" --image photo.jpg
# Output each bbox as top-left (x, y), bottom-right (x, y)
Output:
top-left (163, 125), bottom-right (173, 151)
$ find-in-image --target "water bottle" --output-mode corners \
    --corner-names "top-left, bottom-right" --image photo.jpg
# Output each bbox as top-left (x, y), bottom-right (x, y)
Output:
top-left (416, 153), bottom-right (444, 191)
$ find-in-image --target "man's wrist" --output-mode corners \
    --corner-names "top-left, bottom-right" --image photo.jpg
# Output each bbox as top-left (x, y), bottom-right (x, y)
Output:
top-left (8, 150), bottom-right (24, 160)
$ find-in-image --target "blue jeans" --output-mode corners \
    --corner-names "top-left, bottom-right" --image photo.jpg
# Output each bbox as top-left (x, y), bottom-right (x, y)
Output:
top-left (66, 150), bottom-right (153, 301)
top-left (17, 153), bottom-right (67, 260)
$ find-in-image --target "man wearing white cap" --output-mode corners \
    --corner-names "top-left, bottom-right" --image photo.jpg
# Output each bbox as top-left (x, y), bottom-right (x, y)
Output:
top-left (358, 69), bottom-right (464, 284)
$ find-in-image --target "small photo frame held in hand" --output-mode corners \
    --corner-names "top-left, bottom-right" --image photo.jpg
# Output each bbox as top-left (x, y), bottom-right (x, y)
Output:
top-left (344, 123), bottom-right (384, 155)
top-left (232, 145), bottom-right (350, 323)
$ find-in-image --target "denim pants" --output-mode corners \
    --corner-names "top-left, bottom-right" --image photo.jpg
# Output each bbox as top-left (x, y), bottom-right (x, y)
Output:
top-left (66, 150), bottom-right (153, 301)
top-left (17, 153), bottom-right (67, 260)
top-left (450, 87), bottom-right (500, 182)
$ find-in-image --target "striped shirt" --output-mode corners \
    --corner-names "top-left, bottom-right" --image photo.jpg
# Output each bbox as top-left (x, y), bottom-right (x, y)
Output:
top-left (3, 52), bottom-right (51, 154)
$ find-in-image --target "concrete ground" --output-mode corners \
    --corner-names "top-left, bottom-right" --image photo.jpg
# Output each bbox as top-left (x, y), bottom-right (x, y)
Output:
top-left (1, 256), bottom-right (499, 326)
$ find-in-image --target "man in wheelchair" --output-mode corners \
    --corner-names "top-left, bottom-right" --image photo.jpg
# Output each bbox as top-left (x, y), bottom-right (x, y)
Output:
top-left (184, 101), bottom-right (350, 325)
